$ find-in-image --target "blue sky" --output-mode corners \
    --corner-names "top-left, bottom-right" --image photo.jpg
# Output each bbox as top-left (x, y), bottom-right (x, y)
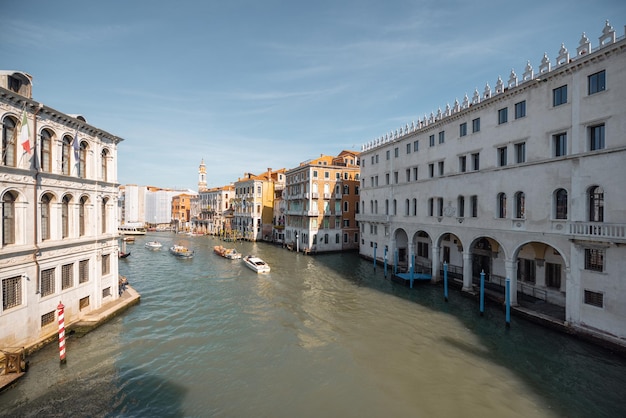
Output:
top-left (2, 1), bottom-right (625, 190)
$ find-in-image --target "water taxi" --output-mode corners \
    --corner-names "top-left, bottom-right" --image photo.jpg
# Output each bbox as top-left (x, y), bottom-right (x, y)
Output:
top-left (243, 255), bottom-right (270, 273)
top-left (214, 245), bottom-right (242, 259)
top-left (145, 241), bottom-right (163, 250)
top-left (169, 245), bottom-right (194, 259)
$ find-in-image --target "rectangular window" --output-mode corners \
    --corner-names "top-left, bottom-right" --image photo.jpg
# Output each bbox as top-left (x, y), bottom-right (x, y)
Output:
top-left (498, 107), bottom-right (508, 124)
top-left (394, 147), bottom-right (399, 158)
top-left (438, 131), bottom-right (445, 144)
top-left (428, 198), bottom-right (434, 216)
top-left (459, 156), bottom-right (466, 173)
top-left (554, 133), bottom-right (567, 157)
top-left (589, 124), bottom-right (605, 151)
top-left (103, 287), bottom-right (111, 298)
top-left (470, 195), bottom-right (478, 217)
top-left (406, 143), bottom-right (411, 154)
top-left (429, 163), bottom-right (434, 178)
top-left (472, 118), bottom-right (480, 133)
top-left (102, 254), bottom-right (110, 275)
top-left (413, 140), bottom-right (419, 152)
top-left (584, 290), bottom-right (604, 308)
top-left (515, 142), bottom-right (526, 163)
top-left (405, 169), bottom-right (410, 182)
top-left (41, 310), bottom-right (55, 326)
top-left (460, 122), bottom-right (467, 137)
top-left (2, 275), bottom-right (22, 310)
top-left (385, 173), bottom-right (390, 185)
top-left (417, 242), bottom-right (429, 258)
top-left (458, 196), bottom-right (465, 217)
top-left (41, 267), bottom-right (55, 297)
top-left (62, 263), bottom-right (73, 290)
top-left (79, 296), bottom-right (90, 310)
top-left (515, 101), bottom-right (526, 119)
top-left (498, 147), bottom-right (508, 166)
top-left (472, 153), bottom-right (480, 171)
top-left (438, 161), bottom-right (444, 176)
top-left (437, 197), bottom-right (444, 217)
top-left (386, 150), bottom-right (390, 160)
top-left (393, 171), bottom-right (398, 184)
top-left (588, 70), bottom-right (606, 95)
top-left (429, 134), bottom-right (435, 147)
top-left (585, 248), bottom-right (604, 272)
top-left (412, 167), bottom-right (418, 181)
top-left (553, 85), bottom-right (567, 106)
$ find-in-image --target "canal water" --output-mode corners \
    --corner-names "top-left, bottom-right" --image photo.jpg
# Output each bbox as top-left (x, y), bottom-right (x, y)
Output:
top-left (1, 234), bottom-right (625, 417)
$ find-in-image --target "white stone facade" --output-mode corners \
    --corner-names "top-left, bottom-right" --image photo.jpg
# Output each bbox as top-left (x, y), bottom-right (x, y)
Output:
top-left (357, 22), bottom-right (626, 342)
top-left (1, 71), bottom-right (123, 349)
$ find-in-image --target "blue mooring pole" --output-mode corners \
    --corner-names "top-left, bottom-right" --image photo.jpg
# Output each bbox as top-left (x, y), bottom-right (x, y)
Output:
top-left (479, 270), bottom-right (485, 316)
top-left (505, 277), bottom-right (511, 328)
top-left (444, 262), bottom-right (449, 302)
top-left (373, 244), bottom-right (377, 269)
top-left (384, 247), bottom-right (388, 278)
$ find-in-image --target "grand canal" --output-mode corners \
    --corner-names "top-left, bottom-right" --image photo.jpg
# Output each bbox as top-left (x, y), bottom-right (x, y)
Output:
top-left (1, 233), bottom-right (625, 417)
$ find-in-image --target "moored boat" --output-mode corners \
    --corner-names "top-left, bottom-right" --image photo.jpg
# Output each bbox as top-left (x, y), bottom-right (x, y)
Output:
top-left (169, 245), bottom-right (194, 258)
top-left (119, 251), bottom-right (131, 259)
top-left (145, 241), bottom-right (162, 250)
top-left (243, 255), bottom-right (270, 273)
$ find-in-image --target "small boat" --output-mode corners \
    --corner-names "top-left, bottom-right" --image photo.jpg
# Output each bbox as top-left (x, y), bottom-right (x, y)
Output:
top-left (119, 251), bottom-right (131, 259)
top-left (169, 245), bottom-right (194, 259)
top-left (214, 245), bottom-right (242, 259)
top-left (123, 236), bottom-right (135, 243)
top-left (145, 241), bottom-right (163, 250)
top-left (243, 255), bottom-right (270, 273)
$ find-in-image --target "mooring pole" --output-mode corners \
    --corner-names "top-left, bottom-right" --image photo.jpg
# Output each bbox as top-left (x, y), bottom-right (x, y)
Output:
top-left (479, 270), bottom-right (485, 316)
top-left (505, 277), bottom-right (511, 328)
top-left (57, 301), bottom-right (66, 364)
top-left (444, 262), bottom-right (449, 302)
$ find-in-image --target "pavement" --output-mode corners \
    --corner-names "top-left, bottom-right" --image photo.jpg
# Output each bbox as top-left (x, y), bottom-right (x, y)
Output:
top-left (69, 285), bottom-right (141, 335)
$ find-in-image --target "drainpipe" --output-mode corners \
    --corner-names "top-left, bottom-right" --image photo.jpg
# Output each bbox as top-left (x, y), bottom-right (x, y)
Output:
top-left (33, 103), bottom-right (43, 285)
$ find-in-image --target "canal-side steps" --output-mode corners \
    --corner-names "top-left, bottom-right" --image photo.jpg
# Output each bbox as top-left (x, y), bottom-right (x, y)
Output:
top-left (69, 286), bottom-right (141, 336)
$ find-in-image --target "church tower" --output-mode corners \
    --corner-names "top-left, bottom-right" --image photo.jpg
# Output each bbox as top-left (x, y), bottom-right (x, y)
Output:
top-left (198, 159), bottom-right (207, 192)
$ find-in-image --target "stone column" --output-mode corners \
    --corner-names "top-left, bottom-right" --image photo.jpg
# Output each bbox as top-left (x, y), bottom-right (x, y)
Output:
top-left (431, 244), bottom-right (440, 283)
top-left (505, 259), bottom-right (518, 305)
top-left (462, 251), bottom-right (473, 291)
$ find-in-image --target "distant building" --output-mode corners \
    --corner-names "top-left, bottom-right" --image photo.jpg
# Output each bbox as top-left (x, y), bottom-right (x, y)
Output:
top-left (172, 192), bottom-right (197, 231)
top-left (357, 22), bottom-right (626, 343)
top-left (0, 71), bottom-right (124, 349)
top-left (284, 151), bottom-right (361, 253)
top-left (232, 168), bottom-right (285, 241)
top-left (192, 184), bottom-right (234, 235)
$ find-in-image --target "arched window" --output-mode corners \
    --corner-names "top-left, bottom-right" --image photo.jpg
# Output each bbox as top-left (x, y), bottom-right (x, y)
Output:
top-left (1, 116), bottom-right (18, 167)
top-left (79, 196), bottom-right (88, 236)
top-left (61, 135), bottom-right (72, 175)
top-left (101, 149), bottom-right (109, 181)
top-left (2, 191), bottom-right (17, 245)
top-left (62, 195), bottom-right (71, 238)
top-left (40, 129), bottom-right (52, 172)
top-left (41, 193), bottom-right (52, 240)
top-left (78, 141), bottom-right (87, 178)
top-left (497, 193), bottom-right (507, 218)
top-left (589, 186), bottom-right (604, 222)
top-left (555, 189), bottom-right (568, 219)
top-left (514, 191), bottom-right (525, 218)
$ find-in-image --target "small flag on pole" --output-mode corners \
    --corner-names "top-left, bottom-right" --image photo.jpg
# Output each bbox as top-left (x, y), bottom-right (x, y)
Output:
top-left (19, 110), bottom-right (31, 154)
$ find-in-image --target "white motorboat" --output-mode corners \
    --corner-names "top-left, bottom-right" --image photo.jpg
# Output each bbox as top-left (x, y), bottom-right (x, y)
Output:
top-left (145, 241), bottom-right (162, 250)
top-left (243, 255), bottom-right (270, 273)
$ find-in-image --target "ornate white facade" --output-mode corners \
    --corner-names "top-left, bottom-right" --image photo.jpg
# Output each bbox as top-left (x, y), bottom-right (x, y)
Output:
top-left (357, 22), bottom-right (626, 342)
top-left (1, 71), bottom-right (123, 349)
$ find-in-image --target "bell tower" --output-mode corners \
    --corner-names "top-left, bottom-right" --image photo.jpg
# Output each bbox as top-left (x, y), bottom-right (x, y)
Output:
top-left (198, 159), bottom-right (207, 192)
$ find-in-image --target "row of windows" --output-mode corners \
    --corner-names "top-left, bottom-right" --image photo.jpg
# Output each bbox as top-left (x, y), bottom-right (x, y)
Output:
top-left (362, 186), bottom-right (604, 221)
top-left (365, 123), bottom-right (605, 186)
top-left (2, 191), bottom-right (111, 246)
top-left (365, 70), bottom-right (608, 168)
top-left (2, 259), bottom-right (94, 312)
top-left (0, 117), bottom-right (111, 180)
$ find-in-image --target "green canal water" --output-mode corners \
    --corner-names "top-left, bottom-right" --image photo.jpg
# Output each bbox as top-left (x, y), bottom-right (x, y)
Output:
top-left (1, 234), bottom-right (625, 417)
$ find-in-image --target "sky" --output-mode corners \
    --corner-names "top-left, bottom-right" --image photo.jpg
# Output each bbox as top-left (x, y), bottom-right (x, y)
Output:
top-left (2, 1), bottom-right (625, 190)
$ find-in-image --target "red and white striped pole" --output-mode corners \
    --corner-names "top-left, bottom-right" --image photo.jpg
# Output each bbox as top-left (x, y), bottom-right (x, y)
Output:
top-left (57, 301), bottom-right (67, 364)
